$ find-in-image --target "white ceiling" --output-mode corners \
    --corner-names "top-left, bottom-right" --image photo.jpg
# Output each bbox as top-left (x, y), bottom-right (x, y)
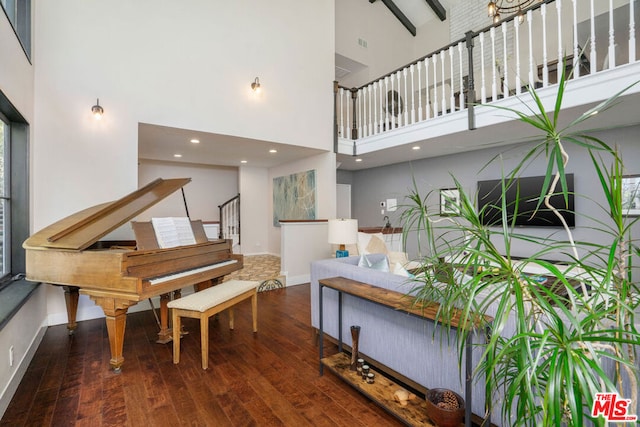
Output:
top-left (393, 0), bottom-right (449, 28)
top-left (138, 123), bottom-right (325, 169)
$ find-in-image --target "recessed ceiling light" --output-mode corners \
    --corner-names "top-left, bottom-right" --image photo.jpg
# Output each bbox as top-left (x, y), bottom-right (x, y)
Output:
top-left (269, 149), bottom-right (277, 153)
top-left (241, 160), bottom-right (248, 164)
top-left (412, 146), bottom-right (421, 150)
top-left (174, 154), bottom-right (182, 158)
top-left (355, 158), bottom-right (363, 162)
top-left (190, 139), bottom-right (200, 144)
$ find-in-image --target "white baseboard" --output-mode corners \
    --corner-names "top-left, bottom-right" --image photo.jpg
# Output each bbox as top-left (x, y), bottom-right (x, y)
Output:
top-left (0, 322), bottom-right (47, 419)
top-left (285, 273), bottom-right (310, 286)
top-left (241, 251), bottom-right (280, 257)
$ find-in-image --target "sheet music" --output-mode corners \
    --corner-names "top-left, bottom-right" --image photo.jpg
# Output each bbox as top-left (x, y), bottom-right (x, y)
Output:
top-left (151, 217), bottom-right (196, 248)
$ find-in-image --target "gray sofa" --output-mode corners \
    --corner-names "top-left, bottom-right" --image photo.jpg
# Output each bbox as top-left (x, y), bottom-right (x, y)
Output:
top-left (310, 254), bottom-right (490, 422)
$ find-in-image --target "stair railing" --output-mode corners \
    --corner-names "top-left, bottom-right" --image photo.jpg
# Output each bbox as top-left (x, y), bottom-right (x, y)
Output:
top-left (218, 194), bottom-right (240, 245)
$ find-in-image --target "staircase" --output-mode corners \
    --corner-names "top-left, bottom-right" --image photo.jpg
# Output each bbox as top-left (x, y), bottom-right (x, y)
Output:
top-left (219, 194), bottom-right (240, 252)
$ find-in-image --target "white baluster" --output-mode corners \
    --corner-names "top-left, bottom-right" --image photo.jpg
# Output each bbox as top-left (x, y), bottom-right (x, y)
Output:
top-left (357, 88), bottom-right (362, 139)
top-left (379, 79), bottom-right (385, 132)
top-left (572, 0), bottom-right (579, 78)
top-left (373, 81), bottom-right (378, 135)
top-left (368, 85), bottom-right (373, 136)
top-left (441, 51), bottom-right (447, 115)
top-left (432, 55), bottom-right (439, 116)
top-left (391, 74), bottom-right (396, 127)
top-left (384, 76), bottom-right (389, 131)
top-left (425, 59), bottom-right (430, 119)
top-left (417, 63), bottom-right (423, 121)
top-left (557, 0), bottom-right (563, 74)
top-left (480, 32), bottom-right (486, 104)
top-left (502, 22), bottom-right (509, 96)
top-left (491, 27), bottom-right (497, 100)
top-left (528, 10), bottom-right (534, 90)
top-left (410, 64), bottom-right (416, 124)
top-left (514, 18), bottom-right (521, 95)
top-left (345, 88), bottom-right (350, 139)
top-left (449, 47), bottom-right (455, 112)
top-left (394, 71), bottom-right (401, 127)
top-left (458, 42), bottom-right (464, 110)
top-left (542, 3), bottom-right (549, 86)
top-left (339, 87), bottom-right (344, 138)
top-left (590, 0), bottom-right (596, 74)
top-left (608, 0), bottom-right (615, 69)
top-left (403, 68), bottom-right (409, 126)
top-left (630, 0), bottom-right (636, 63)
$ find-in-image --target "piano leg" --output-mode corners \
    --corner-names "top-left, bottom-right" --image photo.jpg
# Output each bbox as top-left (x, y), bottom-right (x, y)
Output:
top-left (62, 286), bottom-right (80, 335)
top-left (194, 278), bottom-right (214, 292)
top-left (156, 293), bottom-right (172, 344)
top-left (87, 295), bottom-right (135, 372)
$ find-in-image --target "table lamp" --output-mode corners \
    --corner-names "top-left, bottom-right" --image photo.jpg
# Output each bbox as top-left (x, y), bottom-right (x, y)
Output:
top-left (328, 218), bottom-right (358, 258)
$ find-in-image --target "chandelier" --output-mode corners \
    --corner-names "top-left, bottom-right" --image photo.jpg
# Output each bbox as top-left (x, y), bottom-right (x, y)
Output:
top-left (487, 0), bottom-right (537, 24)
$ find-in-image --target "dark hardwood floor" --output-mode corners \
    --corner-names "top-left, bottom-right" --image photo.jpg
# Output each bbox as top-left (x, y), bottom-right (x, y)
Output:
top-left (1, 284), bottom-right (402, 426)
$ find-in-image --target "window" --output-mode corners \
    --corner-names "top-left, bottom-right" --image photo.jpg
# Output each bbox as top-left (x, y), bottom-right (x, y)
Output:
top-left (0, 90), bottom-right (29, 291)
top-left (1, 0), bottom-right (31, 59)
top-left (0, 116), bottom-right (9, 280)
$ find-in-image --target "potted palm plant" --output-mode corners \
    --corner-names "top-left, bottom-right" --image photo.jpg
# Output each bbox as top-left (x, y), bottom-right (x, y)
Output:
top-left (401, 67), bottom-right (639, 426)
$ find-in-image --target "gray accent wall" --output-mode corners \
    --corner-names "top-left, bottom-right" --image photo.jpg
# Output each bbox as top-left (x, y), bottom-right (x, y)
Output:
top-left (349, 124), bottom-right (640, 265)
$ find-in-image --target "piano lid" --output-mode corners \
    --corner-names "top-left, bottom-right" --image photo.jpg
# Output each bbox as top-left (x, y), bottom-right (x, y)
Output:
top-left (23, 178), bottom-right (192, 251)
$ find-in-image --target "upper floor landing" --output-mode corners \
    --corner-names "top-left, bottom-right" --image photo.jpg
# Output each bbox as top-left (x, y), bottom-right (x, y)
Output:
top-left (335, 0), bottom-right (640, 170)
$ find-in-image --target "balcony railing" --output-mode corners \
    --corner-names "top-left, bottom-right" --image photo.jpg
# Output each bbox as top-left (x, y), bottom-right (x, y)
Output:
top-left (335, 0), bottom-right (638, 143)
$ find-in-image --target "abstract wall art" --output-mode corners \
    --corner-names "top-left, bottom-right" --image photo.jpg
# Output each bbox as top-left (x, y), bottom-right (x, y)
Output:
top-left (273, 169), bottom-right (316, 226)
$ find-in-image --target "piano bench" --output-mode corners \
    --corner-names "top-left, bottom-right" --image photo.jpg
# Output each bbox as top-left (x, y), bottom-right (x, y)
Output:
top-left (168, 279), bottom-right (259, 369)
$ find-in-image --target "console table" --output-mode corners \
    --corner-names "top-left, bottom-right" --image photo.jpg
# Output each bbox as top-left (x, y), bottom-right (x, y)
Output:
top-left (318, 276), bottom-right (493, 427)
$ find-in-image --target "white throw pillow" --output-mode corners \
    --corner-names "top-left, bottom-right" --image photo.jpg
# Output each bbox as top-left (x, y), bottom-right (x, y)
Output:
top-left (357, 232), bottom-right (389, 255)
top-left (393, 262), bottom-right (413, 277)
top-left (387, 251), bottom-right (409, 267)
top-left (357, 254), bottom-right (390, 272)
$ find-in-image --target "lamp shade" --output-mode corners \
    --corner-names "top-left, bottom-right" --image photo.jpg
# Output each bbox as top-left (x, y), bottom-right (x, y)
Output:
top-left (327, 219), bottom-right (358, 245)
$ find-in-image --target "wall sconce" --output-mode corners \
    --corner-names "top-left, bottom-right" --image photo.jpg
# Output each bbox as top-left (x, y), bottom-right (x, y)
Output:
top-left (91, 98), bottom-right (104, 120)
top-left (251, 77), bottom-right (261, 93)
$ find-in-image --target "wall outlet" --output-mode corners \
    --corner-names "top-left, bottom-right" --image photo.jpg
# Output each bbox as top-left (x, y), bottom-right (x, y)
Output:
top-left (9, 345), bottom-right (14, 367)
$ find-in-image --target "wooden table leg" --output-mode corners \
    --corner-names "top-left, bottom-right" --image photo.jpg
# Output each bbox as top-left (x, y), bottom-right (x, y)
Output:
top-left (172, 289), bottom-right (189, 336)
top-left (62, 286), bottom-right (80, 335)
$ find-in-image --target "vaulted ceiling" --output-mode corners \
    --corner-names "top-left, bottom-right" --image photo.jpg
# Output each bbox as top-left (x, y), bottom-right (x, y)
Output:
top-left (370, 0), bottom-right (447, 36)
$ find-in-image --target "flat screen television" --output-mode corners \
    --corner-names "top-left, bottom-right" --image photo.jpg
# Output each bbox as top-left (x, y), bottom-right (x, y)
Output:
top-left (477, 174), bottom-right (575, 227)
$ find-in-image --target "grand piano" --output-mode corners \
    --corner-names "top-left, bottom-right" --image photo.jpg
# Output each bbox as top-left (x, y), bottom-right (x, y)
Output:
top-left (23, 178), bottom-right (243, 371)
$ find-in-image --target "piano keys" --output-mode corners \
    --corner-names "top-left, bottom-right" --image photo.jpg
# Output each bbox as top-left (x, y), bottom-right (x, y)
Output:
top-left (23, 178), bottom-right (243, 371)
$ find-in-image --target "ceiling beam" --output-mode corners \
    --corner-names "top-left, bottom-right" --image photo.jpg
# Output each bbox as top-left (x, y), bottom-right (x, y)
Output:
top-left (425, 0), bottom-right (446, 21)
top-left (370, 0), bottom-right (416, 37)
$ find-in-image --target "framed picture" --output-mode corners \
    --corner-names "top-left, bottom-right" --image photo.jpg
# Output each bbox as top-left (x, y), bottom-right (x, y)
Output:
top-left (622, 175), bottom-right (640, 217)
top-left (272, 169), bottom-right (317, 226)
top-left (440, 188), bottom-right (460, 216)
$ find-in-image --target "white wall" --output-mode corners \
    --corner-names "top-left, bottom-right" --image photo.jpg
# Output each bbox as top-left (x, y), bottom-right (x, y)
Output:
top-left (0, 11), bottom-right (33, 119)
top-left (33, 0), bottom-right (335, 325)
top-left (268, 152), bottom-right (337, 255)
top-left (0, 286), bottom-right (47, 417)
top-left (335, 0), bottom-right (450, 89)
top-left (239, 166), bottom-right (270, 256)
top-left (0, 8), bottom-right (45, 417)
top-left (336, 0), bottom-right (418, 87)
top-left (137, 159), bottom-right (238, 223)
